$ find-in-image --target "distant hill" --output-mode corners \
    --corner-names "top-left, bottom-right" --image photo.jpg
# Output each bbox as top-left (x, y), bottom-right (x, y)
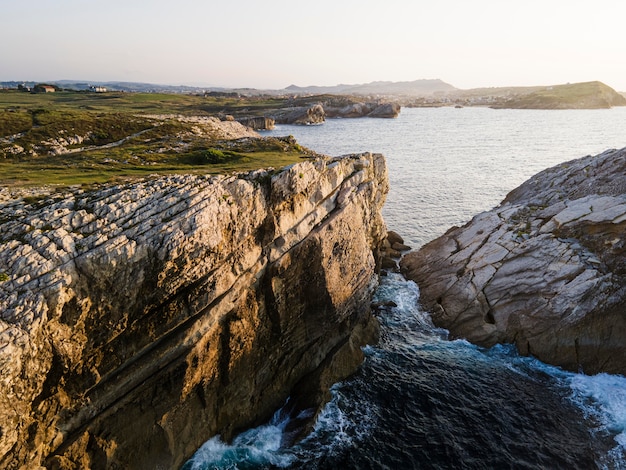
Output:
top-left (285, 79), bottom-right (456, 96)
top-left (488, 81), bottom-right (626, 109)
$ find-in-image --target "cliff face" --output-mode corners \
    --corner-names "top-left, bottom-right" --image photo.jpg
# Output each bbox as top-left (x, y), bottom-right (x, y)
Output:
top-left (0, 153), bottom-right (388, 469)
top-left (401, 148), bottom-right (626, 375)
top-left (268, 101), bottom-right (401, 126)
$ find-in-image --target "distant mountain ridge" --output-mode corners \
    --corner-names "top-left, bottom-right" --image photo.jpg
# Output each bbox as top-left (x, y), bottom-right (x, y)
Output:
top-left (285, 79), bottom-right (456, 96)
top-left (0, 79), bottom-right (457, 96)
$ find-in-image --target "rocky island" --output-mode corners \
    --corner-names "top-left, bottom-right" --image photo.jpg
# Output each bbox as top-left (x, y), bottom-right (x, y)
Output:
top-left (401, 147), bottom-right (626, 375)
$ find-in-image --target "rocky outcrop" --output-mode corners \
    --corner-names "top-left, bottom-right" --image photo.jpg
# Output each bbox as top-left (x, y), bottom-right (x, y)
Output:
top-left (366, 103), bottom-right (401, 118)
top-left (251, 101), bottom-right (400, 126)
top-left (1, 114), bottom-right (260, 158)
top-left (235, 116), bottom-right (276, 130)
top-left (272, 104), bottom-right (326, 125)
top-left (0, 153), bottom-right (388, 469)
top-left (379, 230), bottom-right (411, 271)
top-left (324, 102), bottom-right (401, 119)
top-left (401, 147), bottom-right (626, 375)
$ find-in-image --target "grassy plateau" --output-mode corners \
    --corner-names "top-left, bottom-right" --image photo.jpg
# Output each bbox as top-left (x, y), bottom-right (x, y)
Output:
top-left (0, 90), bottom-right (316, 187)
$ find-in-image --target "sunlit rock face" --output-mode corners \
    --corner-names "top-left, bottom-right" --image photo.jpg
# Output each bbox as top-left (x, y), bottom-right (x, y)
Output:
top-left (0, 153), bottom-right (388, 469)
top-left (401, 147), bottom-right (626, 376)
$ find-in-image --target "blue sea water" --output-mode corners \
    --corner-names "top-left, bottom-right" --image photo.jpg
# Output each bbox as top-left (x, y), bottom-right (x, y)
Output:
top-left (183, 107), bottom-right (626, 469)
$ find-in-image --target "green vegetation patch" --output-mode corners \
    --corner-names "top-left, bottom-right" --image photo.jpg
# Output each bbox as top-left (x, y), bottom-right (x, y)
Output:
top-left (2, 109), bottom-right (155, 152)
top-left (0, 109), bottom-right (33, 136)
top-left (179, 148), bottom-right (239, 165)
top-left (0, 91), bottom-right (318, 188)
top-left (0, 89), bottom-right (293, 116)
top-left (0, 132), bottom-right (313, 187)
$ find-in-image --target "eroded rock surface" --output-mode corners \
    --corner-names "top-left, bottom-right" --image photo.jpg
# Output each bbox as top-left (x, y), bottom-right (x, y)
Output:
top-left (272, 104), bottom-right (326, 125)
top-left (324, 102), bottom-right (401, 119)
top-left (401, 147), bottom-right (626, 375)
top-left (235, 116), bottom-right (276, 130)
top-left (0, 153), bottom-right (388, 469)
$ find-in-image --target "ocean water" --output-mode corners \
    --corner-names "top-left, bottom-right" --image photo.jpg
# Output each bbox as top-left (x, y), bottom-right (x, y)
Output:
top-left (183, 107), bottom-right (626, 469)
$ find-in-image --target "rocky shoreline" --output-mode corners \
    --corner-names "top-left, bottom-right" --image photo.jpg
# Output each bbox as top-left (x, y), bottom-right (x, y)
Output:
top-left (401, 147), bottom-right (626, 375)
top-left (0, 153), bottom-right (389, 468)
top-left (236, 100), bottom-right (401, 129)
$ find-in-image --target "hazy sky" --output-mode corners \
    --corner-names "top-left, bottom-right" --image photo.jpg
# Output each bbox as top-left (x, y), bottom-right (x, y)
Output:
top-left (3, 0), bottom-right (626, 90)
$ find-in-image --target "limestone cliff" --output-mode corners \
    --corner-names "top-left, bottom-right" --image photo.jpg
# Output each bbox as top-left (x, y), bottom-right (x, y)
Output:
top-left (267, 100), bottom-right (401, 126)
top-left (401, 147), bottom-right (626, 376)
top-left (272, 104), bottom-right (326, 125)
top-left (324, 102), bottom-right (401, 119)
top-left (235, 116), bottom-right (276, 131)
top-left (0, 153), bottom-right (388, 469)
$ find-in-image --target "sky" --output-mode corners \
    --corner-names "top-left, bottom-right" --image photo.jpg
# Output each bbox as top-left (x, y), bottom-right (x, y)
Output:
top-left (2, 0), bottom-right (626, 91)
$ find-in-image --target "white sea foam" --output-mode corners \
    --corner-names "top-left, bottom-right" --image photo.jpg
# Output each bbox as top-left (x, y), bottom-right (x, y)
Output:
top-left (303, 383), bottom-right (376, 452)
top-left (184, 408), bottom-right (294, 470)
top-left (569, 372), bottom-right (626, 466)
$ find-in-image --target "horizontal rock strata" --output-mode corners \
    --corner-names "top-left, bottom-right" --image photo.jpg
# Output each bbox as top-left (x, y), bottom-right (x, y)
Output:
top-left (235, 116), bottom-right (276, 130)
top-left (324, 102), bottom-right (401, 119)
top-left (401, 147), bottom-right (626, 375)
top-left (267, 101), bottom-right (401, 126)
top-left (272, 104), bottom-right (326, 125)
top-left (0, 153), bottom-right (388, 469)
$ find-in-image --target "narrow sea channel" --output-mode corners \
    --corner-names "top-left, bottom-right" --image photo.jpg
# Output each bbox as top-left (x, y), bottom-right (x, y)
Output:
top-left (183, 106), bottom-right (626, 469)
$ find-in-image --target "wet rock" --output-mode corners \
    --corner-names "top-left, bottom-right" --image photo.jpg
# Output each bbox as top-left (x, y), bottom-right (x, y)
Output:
top-left (386, 230), bottom-right (405, 245)
top-left (381, 256), bottom-right (399, 271)
top-left (371, 300), bottom-right (398, 310)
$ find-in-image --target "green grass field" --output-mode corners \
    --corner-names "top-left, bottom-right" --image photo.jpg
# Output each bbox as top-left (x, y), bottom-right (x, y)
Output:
top-left (0, 90), bottom-right (316, 187)
top-left (0, 89), bottom-right (295, 116)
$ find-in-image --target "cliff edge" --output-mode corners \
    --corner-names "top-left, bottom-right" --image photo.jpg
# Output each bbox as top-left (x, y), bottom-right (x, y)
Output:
top-left (401, 147), bottom-right (626, 375)
top-left (0, 153), bottom-right (388, 468)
